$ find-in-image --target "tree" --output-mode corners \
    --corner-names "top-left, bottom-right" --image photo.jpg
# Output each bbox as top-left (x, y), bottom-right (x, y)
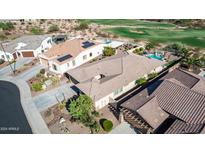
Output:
top-left (164, 42), bottom-right (186, 56)
top-left (48, 24), bottom-right (59, 33)
top-left (103, 47), bottom-right (116, 57)
top-left (69, 94), bottom-right (100, 133)
top-left (145, 42), bottom-right (155, 51)
top-left (133, 47), bottom-right (144, 55)
top-left (30, 27), bottom-right (44, 35)
top-left (0, 22), bottom-right (14, 31)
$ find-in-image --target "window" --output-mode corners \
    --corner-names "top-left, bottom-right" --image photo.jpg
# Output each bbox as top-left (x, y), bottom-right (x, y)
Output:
top-left (72, 60), bottom-right (76, 66)
top-left (113, 87), bottom-right (123, 96)
top-left (52, 64), bottom-right (57, 71)
top-left (89, 52), bottom-right (92, 57)
top-left (67, 62), bottom-right (69, 68)
top-left (83, 55), bottom-right (87, 60)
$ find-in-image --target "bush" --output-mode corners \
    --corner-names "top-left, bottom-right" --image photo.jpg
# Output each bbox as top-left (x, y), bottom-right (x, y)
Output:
top-left (32, 82), bottom-right (43, 91)
top-left (103, 47), bottom-right (116, 57)
top-left (0, 59), bottom-right (5, 64)
top-left (133, 48), bottom-right (144, 55)
top-left (75, 22), bottom-right (89, 30)
top-left (0, 22), bottom-right (14, 30)
top-left (48, 25), bottom-right (59, 33)
top-left (148, 72), bottom-right (158, 80)
top-left (30, 27), bottom-right (44, 35)
top-left (102, 119), bottom-right (113, 132)
top-left (40, 68), bottom-right (45, 74)
top-left (135, 77), bottom-right (147, 85)
top-left (0, 33), bottom-right (7, 40)
top-left (51, 75), bottom-right (60, 85)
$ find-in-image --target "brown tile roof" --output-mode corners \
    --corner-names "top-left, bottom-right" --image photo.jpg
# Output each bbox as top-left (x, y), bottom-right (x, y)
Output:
top-left (43, 39), bottom-right (98, 60)
top-left (154, 79), bottom-right (205, 125)
top-left (68, 53), bottom-right (165, 102)
top-left (137, 97), bottom-right (169, 129)
top-left (165, 119), bottom-right (204, 134)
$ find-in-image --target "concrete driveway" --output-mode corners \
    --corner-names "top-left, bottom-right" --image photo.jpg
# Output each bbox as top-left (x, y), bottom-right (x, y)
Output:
top-left (0, 80), bottom-right (32, 134)
top-left (33, 83), bottom-right (76, 112)
top-left (14, 64), bottom-right (46, 81)
top-left (0, 58), bottom-right (33, 76)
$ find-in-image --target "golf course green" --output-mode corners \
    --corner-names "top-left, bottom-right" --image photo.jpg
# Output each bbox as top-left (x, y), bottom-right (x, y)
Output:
top-left (83, 19), bottom-right (205, 48)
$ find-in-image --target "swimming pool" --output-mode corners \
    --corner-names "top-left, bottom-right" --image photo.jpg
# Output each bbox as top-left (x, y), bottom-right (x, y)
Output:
top-left (199, 70), bottom-right (205, 77)
top-left (146, 53), bottom-right (164, 61)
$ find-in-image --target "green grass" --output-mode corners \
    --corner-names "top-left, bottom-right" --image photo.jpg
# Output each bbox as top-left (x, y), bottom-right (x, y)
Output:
top-left (105, 27), bottom-right (205, 48)
top-left (81, 19), bottom-right (176, 28)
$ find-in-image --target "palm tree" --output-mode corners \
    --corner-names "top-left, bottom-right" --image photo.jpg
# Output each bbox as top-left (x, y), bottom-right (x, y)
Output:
top-left (183, 53), bottom-right (200, 71)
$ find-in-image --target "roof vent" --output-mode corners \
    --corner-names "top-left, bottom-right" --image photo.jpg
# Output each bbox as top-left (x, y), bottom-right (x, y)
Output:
top-left (94, 74), bottom-right (105, 80)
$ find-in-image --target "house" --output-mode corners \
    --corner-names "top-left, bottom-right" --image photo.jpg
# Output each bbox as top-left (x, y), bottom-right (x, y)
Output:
top-left (118, 68), bottom-right (205, 134)
top-left (67, 52), bottom-right (165, 110)
top-left (0, 35), bottom-right (53, 61)
top-left (39, 38), bottom-right (124, 74)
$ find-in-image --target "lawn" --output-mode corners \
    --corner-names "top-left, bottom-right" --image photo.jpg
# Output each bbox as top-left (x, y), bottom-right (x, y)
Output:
top-left (81, 19), bottom-right (176, 28)
top-left (82, 19), bottom-right (205, 48)
top-left (105, 27), bottom-right (205, 48)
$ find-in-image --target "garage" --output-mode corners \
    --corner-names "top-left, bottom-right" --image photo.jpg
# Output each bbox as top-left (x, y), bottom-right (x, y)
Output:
top-left (21, 51), bottom-right (35, 57)
top-left (12, 52), bottom-right (17, 59)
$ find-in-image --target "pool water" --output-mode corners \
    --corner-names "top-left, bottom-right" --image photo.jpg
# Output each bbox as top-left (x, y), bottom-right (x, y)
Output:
top-left (199, 71), bottom-right (205, 77)
top-left (146, 54), bottom-right (164, 61)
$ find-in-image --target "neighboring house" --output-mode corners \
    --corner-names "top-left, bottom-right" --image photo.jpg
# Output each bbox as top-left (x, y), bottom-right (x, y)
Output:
top-left (39, 38), bottom-right (124, 74)
top-left (67, 52), bottom-right (165, 110)
top-left (0, 35), bottom-right (53, 61)
top-left (119, 68), bottom-right (205, 134)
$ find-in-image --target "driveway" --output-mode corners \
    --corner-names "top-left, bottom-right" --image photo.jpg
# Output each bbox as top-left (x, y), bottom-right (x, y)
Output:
top-left (14, 64), bottom-right (46, 81)
top-left (0, 80), bottom-right (32, 134)
top-left (33, 83), bottom-right (76, 112)
top-left (0, 58), bottom-right (33, 76)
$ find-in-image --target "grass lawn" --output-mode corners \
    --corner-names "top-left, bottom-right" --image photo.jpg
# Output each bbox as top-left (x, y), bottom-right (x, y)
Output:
top-left (81, 19), bottom-right (176, 28)
top-left (105, 27), bottom-right (205, 48)
top-left (82, 19), bottom-right (205, 48)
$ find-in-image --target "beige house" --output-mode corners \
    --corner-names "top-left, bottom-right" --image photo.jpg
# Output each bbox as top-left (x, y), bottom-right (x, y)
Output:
top-left (68, 52), bottom-right (165, 110)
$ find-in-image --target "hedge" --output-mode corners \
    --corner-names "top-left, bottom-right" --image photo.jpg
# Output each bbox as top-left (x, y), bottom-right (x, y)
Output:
top-left (102, 119), bottom-right (113, 132)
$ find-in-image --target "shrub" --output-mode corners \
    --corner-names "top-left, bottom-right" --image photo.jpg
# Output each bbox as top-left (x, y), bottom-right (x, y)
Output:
top-left (30, 27), bottom-right (44, 35)
top-left (135, 77), bottom-right (147, 85)
top-left (102, 119), bottom-right (113, 132)
top-left (32, 82), bottom-right (43, 91)
top-left (40, 68), bottom-right (46, 74)
top-left (51, 75), bottom-right (60, 85)
top-left (0, 59), bottom-right (5, 64)
top-left (148, 72), bottom-right (158, 80)
top-left (75, 22), bottom-right (89, 30)
top-left (103, 47), bottom-right (116, 57)
top-left (0, 22), bottom-right (14, 30)
top-left (133, 48), bottom-right (144, 55)
top-left (0, 33), bottom-right (7, 40)
top-left (48, 25), bottom-right (59, 33)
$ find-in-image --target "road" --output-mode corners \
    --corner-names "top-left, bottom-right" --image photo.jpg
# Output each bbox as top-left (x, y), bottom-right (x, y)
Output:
top-left (0, 80), bottom-right (32, 134)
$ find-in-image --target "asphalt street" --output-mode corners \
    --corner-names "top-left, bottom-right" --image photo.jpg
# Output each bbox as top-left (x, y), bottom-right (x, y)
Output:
top-left (0, 80), bottom-right (32, 134)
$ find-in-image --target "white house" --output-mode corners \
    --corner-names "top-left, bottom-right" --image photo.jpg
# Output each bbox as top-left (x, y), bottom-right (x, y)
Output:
top-left (67, 53), bottom-right (165, 110)
top-left (0, 35), bottom-right (53, 61)
top-left (39, 38), bottom-right (124, 74)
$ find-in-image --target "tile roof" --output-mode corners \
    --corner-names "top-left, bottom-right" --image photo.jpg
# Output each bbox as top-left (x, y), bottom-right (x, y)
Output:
top-left (43, 39), bottom-right (98, 59)
top-left (165, 119), bottom-right (204, 134)
top-left (154, 79), bottom-right (205, 125)
top-left (68, 53), bottom-right (165, 102)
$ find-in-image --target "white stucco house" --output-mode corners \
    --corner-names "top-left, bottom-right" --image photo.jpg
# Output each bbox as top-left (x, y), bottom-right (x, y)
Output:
top-left (0, 35), bottom-right (53, 61)
top-left (67, 52), bottom-right (165, 110)
top-left (39, 38), bottom-right (124, 74)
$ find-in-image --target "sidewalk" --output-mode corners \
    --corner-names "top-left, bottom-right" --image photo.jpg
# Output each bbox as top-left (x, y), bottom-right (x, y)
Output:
top-left (0, 76), bottom-right (50, 134)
